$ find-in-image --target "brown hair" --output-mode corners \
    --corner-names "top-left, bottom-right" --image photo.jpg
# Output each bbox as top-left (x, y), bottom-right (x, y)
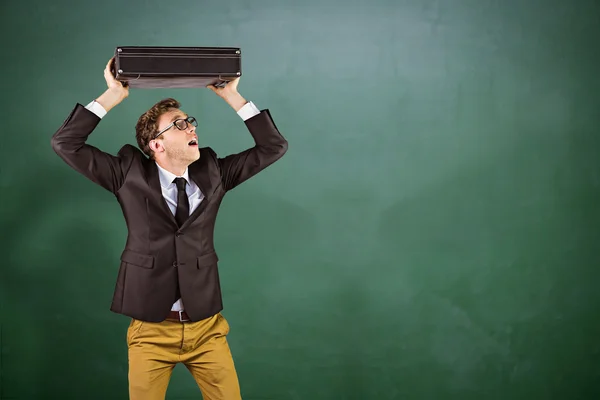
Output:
top-left (135, 98), bottom-right (181, 159)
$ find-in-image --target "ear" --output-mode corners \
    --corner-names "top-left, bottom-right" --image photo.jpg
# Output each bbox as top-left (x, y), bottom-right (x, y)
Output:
top-left (149, 139), bottom-right (165, 155)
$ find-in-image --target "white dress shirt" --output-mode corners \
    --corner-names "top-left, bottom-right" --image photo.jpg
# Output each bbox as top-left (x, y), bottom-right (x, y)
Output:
top-left (84, 98), bottom-right (261, 312)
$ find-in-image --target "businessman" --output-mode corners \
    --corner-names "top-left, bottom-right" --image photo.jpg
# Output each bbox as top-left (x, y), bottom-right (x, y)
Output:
top-left (51, 57), bottom-right (288, 400)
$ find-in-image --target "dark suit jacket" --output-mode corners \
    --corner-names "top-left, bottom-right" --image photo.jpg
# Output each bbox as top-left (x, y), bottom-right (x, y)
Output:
top-left (51, 103), bottom-right (288, 322)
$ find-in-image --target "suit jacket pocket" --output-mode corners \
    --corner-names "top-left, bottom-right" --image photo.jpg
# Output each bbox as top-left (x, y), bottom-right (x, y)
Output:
top-left (121, 249), bottom-right (155, 269)
top-left (197, 251), bottom-right (218, 269)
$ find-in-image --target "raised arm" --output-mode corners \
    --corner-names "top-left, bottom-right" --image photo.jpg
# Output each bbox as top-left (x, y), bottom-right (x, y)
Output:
top-left (207, 78), bottom-right (288, 191)
top-left (51, 57), bottom-right (132, 193)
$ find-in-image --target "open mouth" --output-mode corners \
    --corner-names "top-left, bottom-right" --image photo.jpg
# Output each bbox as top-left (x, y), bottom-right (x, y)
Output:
top-left (188, 139), bottom-right (198, 147)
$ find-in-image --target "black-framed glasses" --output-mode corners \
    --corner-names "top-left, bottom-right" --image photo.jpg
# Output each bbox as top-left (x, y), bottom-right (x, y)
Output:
top-left (152, 116), bottom-right (198, 140)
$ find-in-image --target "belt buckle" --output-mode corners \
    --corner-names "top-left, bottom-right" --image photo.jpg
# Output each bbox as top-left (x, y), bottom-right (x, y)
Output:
top-left (178, 310), bottom-right (189, 322)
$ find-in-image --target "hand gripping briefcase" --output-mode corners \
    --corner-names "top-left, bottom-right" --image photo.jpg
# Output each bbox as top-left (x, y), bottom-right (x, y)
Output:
top-left (112, 46), bottom-right (242, 89)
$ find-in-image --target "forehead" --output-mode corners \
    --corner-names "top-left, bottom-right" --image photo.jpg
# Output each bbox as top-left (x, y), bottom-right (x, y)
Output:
top-left (158, 109), bottom-right (188, 126)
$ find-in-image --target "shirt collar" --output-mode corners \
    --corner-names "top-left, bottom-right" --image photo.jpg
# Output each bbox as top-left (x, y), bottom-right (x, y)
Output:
top-left (155, 162), bottom-right (190, 189)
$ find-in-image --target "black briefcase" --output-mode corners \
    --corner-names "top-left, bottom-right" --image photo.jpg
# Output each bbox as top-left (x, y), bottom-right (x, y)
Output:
top-left (112, 46), bottom-right (242, 89)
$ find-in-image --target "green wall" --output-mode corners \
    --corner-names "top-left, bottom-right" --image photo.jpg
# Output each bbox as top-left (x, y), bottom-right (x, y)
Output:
top-left (1, 0), bottom-right (599, 398)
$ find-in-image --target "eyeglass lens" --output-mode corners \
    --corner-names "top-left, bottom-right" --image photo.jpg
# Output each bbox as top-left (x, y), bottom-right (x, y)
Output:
top-left (175, 117), bottom-right (197, 130)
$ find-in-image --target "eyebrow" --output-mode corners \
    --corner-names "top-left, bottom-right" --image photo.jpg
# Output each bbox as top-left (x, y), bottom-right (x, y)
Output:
top-left (170, 114), bottom-right (188, 122)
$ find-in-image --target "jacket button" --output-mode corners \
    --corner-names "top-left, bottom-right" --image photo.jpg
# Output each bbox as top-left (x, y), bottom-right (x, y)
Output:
top-left (176, 231), bottom-right (182, 237)
top-left (172, 262), bottom-right (178, 268)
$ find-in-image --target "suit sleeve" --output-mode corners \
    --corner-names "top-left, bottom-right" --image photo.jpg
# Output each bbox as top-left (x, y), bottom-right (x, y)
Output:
top-left (51, 103), bottom-right (133, 194)
top-left (218, 109), bottom-right (288, 191)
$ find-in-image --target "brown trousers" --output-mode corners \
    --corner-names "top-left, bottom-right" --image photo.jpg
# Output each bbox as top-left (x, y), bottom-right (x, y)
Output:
top-left (127, 312), bottom-right (241, 400)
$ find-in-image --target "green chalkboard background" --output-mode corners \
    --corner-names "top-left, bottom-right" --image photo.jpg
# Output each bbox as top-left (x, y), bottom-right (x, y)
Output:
top-left (1, 0), bottom-right (599, 398)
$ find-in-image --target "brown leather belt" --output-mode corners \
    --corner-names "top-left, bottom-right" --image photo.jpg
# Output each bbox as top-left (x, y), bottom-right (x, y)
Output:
top-left (166, 310), bottom-right (191, 322)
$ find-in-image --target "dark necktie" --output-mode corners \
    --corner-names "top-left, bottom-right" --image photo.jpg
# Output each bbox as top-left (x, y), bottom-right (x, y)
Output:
top-left (174, 177), bottom-right (189, 227)
top-left (173, 177), bottom-right (188, 302)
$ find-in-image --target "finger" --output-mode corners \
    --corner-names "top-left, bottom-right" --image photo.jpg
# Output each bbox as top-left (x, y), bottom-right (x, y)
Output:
top-left (229, 77), bottom-right (240, 86)
top-left (104, 65), bottom-right (113, 80)
top-left (104, 67), bottom-right (112, 83)
top-left (105, 57), bottom-right (114, 73)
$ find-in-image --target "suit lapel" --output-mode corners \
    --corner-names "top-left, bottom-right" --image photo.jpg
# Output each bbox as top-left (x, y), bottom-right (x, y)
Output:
top-left (144, 159), bottom-right (178, 226)
top-left (184, 152), bottom-right (215, 227)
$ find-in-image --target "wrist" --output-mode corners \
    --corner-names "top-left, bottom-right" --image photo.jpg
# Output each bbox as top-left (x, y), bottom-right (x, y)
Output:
top-left (224, 92), bottom-right (247, 112)
top-left (96, 88), bottom-right (126, 112)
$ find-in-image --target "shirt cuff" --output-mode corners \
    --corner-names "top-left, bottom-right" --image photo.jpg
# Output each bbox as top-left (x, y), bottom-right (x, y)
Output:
top-left (85, 100), bottom-right (108, 119)
top-left (237, 101), bottom-right (260, 121)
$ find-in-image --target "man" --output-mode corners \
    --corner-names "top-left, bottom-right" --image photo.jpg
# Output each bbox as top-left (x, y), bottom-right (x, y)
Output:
top-left (51, 57), bottom-right (288, 400)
